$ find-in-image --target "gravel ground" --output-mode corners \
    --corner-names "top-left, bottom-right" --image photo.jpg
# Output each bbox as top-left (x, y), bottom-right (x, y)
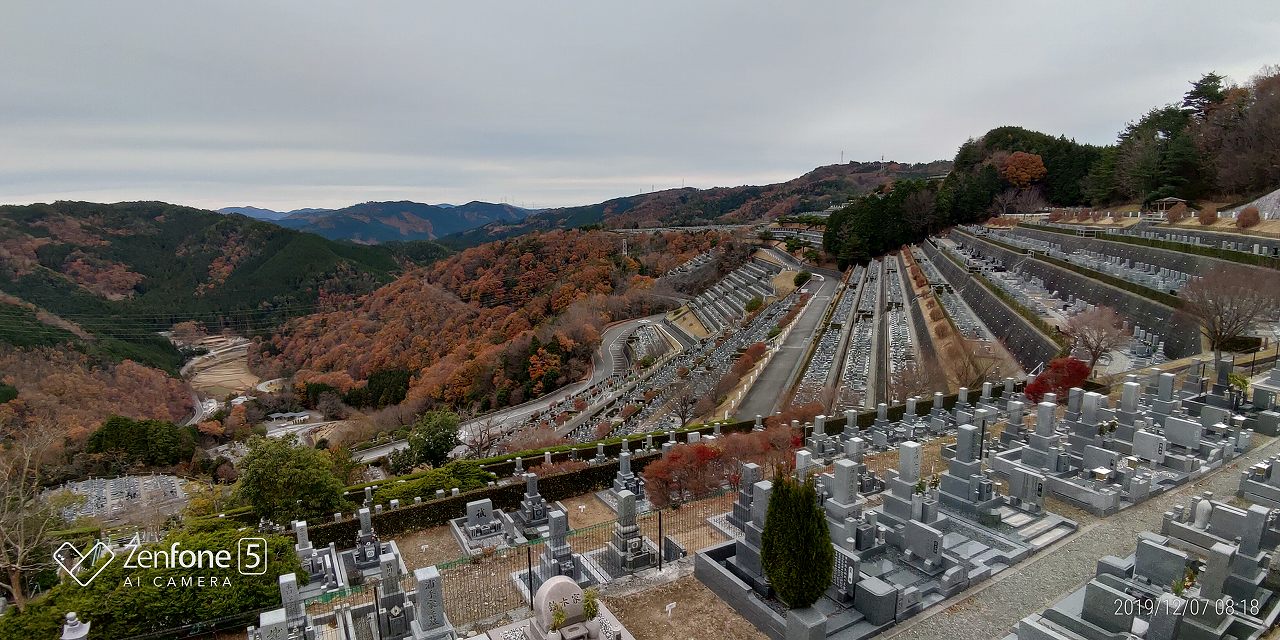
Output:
top-left (883, 435), bottom-right (1279, 640)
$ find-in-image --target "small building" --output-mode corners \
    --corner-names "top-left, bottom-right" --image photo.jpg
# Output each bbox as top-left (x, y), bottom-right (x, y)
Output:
top-left (1145, 196), bottom-right (1187, 221)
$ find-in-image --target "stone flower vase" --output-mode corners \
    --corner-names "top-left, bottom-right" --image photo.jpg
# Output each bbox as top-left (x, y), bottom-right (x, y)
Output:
top-left (547, 631), bottom-right (563, 640)
top-left (585, 617), bottom-right (602, 637)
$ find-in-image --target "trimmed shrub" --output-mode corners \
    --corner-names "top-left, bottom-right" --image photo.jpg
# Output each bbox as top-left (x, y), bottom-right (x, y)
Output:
top-left (761, 469), bottom-right (832, 608)
top-left (1197, 206), bottom-right (1217, 226)
top-left (1237, 206), bottom-right (1261, 229)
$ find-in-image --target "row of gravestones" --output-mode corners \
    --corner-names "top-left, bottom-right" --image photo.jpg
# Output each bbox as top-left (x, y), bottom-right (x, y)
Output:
top-left (1006, 489), bottom-right (1280, 640)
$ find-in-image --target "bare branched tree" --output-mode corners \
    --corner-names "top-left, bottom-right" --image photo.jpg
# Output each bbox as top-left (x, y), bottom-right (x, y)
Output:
top-left (1, 427), bottom-right (69, 610)
top-left (888, 362), bottom-right (947, 403)
top-left (1179, 266), bottom-right (1280, 367)
top-left (463, 416), bottom-right (511, 458)
top-left (1063, 305), bottom-right (1128, 375)
top-left (957, 342), bottom-right (1003, 389)
top-left (671, 384), bottom-right (697, 428)
top-left (989, 190), bottom-right (1019, 217)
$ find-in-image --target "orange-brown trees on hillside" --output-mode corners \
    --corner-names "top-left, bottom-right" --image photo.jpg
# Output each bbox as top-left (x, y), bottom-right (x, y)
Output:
top-left (0, 347), bottom-right (191, 449)
top-left (257, 229), bottom-right (726, 415)
top-left (1166, 202), bottom-right (1189, 223)
top-left (1198, 207), bottom-right (1218, 225)
top-left (1002, 152), bottom-right (1048, 188)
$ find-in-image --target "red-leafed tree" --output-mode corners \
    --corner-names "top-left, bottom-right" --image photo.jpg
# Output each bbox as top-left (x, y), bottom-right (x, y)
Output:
top-left (1024, 357), bottom-right (1091, 404)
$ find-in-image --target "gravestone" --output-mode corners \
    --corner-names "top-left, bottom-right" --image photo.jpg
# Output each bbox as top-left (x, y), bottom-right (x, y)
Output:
top-left (728, 463), bottom-right (762, 530)
top-left (603, 490), bottom-right (656, 576)
top-left (525, 576), bottom-right (591, 640)
top-left (515, 473), bottom-right (550, 530)
top-left (464, 499), bottom-right (503, 541)
top-left (409, 565), bottom-right (454, 640)
top-left (352, 507), bottom-right (381, 569)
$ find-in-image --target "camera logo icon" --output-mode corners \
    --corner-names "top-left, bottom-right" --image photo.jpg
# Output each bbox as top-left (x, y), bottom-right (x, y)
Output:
top-left (238, 538), bottom-right (268, 575)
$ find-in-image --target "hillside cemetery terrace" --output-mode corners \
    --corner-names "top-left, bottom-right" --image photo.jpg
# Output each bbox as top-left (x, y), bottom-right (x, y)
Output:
top-left (697, 415), bottom-right (1077, 640)
top-left (990, 361), bottom-right (1263, 516)
top-left (1004, 484), bottom-right (1280, 640)
top-left (46, 474), bottom-right (189, 526)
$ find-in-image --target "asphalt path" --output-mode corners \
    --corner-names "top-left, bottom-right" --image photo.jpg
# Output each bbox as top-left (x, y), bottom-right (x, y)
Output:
top-left (734, 270), bottom-right (839, 420)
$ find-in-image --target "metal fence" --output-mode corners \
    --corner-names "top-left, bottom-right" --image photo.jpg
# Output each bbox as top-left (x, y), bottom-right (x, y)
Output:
top-left (115, 491), bottom-right (738, 639)
top-left (287, 490), bottom-right (740, 636)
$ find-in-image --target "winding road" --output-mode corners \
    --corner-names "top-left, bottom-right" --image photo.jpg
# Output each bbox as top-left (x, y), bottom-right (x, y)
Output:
top-left (353, 312), bottom-right (668, 462)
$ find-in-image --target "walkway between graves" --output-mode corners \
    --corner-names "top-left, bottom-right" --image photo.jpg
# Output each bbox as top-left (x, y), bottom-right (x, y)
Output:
top-left (880, 434), bottom-right (1279, 640)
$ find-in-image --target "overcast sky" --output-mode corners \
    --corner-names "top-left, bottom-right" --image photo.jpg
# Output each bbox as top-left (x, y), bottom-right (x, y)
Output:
top-left (2, 2), bottom-right (1277, 211)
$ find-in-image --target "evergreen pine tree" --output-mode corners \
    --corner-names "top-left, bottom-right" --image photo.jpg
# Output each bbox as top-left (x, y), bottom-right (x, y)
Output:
top-left (761, 465), bottom-right (834, 608)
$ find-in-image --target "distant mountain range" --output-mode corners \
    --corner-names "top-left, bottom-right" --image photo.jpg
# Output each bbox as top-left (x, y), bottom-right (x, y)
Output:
top-left (218, 201), bottom-right (534, 243)
top-left (441, 160), bottom-right (953, 248)
top-left (218, 160), bottom-right (951, 246)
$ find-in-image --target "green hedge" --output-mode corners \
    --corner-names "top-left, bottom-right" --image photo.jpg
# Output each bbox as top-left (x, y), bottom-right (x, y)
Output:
top-left (1021, 223), bottom-right (1280, 271)
top-left (347, 419), bottom-right (755, 493)
top-left (307, 452), bottom-right (661, 548)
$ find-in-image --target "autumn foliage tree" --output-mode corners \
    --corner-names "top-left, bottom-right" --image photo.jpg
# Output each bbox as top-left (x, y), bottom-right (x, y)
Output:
top-left (1002, 152), bottom-right (1048, 188)
top-left (1024, 357), bottom-right (1091, 404)
top-left (642, 427), bottom-right (798, 508)
top-left (1166, 202), bottom-right (1188, 223)
top-left (1198, 206), bottom-right (1218, 225)
top-left (1236, 205), bottom-right (1261, 228)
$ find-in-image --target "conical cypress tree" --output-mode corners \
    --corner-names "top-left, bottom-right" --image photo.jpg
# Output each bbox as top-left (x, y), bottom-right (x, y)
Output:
top-left (761, 466), bottom-right (833, 608)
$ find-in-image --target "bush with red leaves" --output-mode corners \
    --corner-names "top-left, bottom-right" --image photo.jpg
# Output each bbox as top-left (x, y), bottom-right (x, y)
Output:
top-left (1024, 357), bottom-right (1090, 404)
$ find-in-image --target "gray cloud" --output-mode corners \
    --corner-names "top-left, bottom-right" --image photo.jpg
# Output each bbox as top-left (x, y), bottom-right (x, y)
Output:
top-left (2, 1), bottom-right (1277, 210)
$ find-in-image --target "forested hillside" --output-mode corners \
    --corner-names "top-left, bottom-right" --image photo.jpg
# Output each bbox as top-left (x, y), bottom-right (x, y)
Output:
top-left (272, 200), bottom-right (533, 243)
top-left (254, 229), bottom-right (734, 414)
top-left (937, 67), bottom-right (1280, 216)
top-left (0, 201), bottom-right (449, 462)
top-left (826, 66), bottom-right (1280, 264)
top-left (0, 201), bottom-right (448, 371)
top-left (443, 161), bottom-right (951, 248)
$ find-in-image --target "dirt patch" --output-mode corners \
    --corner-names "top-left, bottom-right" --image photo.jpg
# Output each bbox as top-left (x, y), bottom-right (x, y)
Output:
top-left (604, 574), bottom-right (769, 640)
top-left (395, 521), bottom-right (470, 568)
top-left (770, 269), bottom-right (799, 299)
top-left (562, 492), bottom-right (619, 528)
top-left (188, 345), bottom-right (259, 399)
top-left (670, 307), bottom-right (709, 339)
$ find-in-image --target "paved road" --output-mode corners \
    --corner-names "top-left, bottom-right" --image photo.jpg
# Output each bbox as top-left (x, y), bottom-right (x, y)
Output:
top-left (353, 313), bottom-right (667, 462)
top-left (882, 435), bottom-right (1279, 640)
top-left (735, 270), bottom-right (840, 420)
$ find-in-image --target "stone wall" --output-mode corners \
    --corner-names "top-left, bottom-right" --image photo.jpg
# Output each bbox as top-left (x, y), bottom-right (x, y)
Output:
top-left (921, 239), bottom-right (1061, 372)
top-left (955, 230), bottom-right (1200, 359)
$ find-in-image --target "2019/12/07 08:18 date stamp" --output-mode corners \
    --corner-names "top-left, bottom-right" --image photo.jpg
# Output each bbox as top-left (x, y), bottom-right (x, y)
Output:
top-left (1113, 597), bottom-right (1263, 618)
